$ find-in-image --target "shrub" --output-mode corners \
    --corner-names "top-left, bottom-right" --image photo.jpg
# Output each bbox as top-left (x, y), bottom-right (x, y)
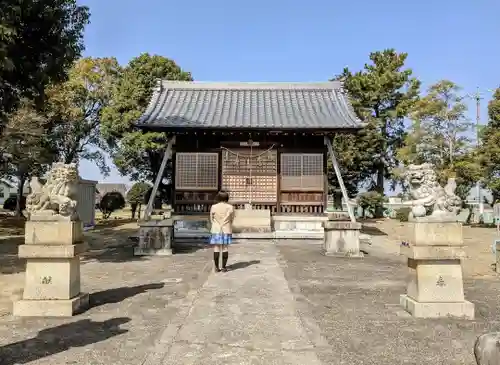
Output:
top-left (126, 182), bottom-right (151, 219)
top-left (358, 191), bottom-right (387, 218)
top-left (395, 207), bottom-right (411, 222)
top-left (144, 184), bottom-right (172, 209)
top-left (3, 195), bottom-right (26, 211)
top-left (99, 192), bottom-right (125, 219)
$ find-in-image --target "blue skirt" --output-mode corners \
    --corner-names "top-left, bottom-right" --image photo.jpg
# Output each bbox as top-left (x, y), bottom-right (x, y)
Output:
top-left (209, 233), bottom-right (233, 245)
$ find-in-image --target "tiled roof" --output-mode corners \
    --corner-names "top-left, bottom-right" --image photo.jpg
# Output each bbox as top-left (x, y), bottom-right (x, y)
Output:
top-left (135, 81), bottom-right (364, 130)
top-left (96, 183), bottom-right (129, 198)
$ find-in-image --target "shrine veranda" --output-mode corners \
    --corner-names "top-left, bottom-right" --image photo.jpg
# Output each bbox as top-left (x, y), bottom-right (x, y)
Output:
top-left (135, 81), bottom-right (364, 224)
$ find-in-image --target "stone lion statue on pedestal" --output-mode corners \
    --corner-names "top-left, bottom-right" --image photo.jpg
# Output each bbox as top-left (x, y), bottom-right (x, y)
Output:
top-left (404, 163), bottom-right (462, 220)
top-left (26, 162), bottom-right (79, 220)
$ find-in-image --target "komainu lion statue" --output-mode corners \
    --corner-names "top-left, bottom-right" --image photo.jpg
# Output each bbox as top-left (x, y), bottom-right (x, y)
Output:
top-left (474, 332), bottom-right (500, 365)
top-left (26, 162), bottom-right (79, 220)
top-left (404, 163), bottom-right (462, 220)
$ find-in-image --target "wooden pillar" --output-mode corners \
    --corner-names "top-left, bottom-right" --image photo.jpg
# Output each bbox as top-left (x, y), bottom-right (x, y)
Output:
top-left (276, 148), bottom-right (281, 214)
top-left (218, 147), bottom-right (223, 192)
top-left (323, 135), bottom-right (356, 223)
top-left (323, 151), bottom-right (328, 212)
top-left (144, 136), bottom-right (176, 221)
top-left (171, 151), bottom-right (177, 213)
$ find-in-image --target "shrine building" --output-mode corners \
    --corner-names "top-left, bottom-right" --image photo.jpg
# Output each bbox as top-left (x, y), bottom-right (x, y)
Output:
top-left (135, 81), bottom-right (364, 221)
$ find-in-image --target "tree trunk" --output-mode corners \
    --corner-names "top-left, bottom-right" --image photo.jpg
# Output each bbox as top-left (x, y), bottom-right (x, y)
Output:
top-left (465, 205), bottom-right (473, 225)
top-left (138, 204), bottom-right (142, 219)
top-left (15, 176), bottom-right (26, 218)
top-left (374, 108), bottom-right (386, 218)
top-left (131, 203), bottom-right (137, 219)
top-left (334, 192), bottom-right (342, 210)
top-left (375, 165), bottom-right (385, 218)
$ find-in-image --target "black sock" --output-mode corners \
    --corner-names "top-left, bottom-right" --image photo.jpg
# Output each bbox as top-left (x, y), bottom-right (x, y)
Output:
top-left (222, 252), bottom-right (228, 268)
top-left (213, 252), bottom-right (220, 269)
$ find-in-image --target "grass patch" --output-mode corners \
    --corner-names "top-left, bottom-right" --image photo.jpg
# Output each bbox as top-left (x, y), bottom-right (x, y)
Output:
top-left (94, 218), bottom-right (136, 229)
top-left (0, 215), bottom-right (25, 236)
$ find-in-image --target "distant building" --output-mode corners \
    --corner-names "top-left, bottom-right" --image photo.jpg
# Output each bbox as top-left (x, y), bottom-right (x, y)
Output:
top-left (0, 180), bottom-right (31, 205)
top-left (466, 186), bottom-right (494, 206)
top-left (0, 181), bottom-right (15, 205)
top-left (95, 183), bottom-right (129, 204)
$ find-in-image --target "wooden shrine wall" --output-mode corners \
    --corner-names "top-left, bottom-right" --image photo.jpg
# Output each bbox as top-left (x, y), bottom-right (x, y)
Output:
top-left (221, 147), bottom-right (278, 209)
top-left (172, 134), bottom-right (327, 215)
top-left (279, 153), bottom-right (324, 214)
top-left (174, 152), bottom-right (219, 213)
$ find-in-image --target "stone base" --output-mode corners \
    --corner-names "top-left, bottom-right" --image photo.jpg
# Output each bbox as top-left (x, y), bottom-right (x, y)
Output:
top-left (134, 247), bottom-right (172, 256)
top-left (135, 219), bottom-right (173, 256)
top-left (322, 250), bottom-right (364, 258)
top-left (275, 231), bottom-right (324, 240)
top-left (273, 215), bottom-right (326, 240)
top-left (232, 208), bottom-right (271, 233)
top-left (20, 244), bottom-right (85, 300)
top-left (409, 220), bottom-right (463, 246)
top-left (25, 220), bottom-right (83, 245)
top-left (323, 221), bottom-right (362, 257)
top-left (13, 292), bottom-right (89, 317)
top-left (400, 294), bottom-right (474, 319)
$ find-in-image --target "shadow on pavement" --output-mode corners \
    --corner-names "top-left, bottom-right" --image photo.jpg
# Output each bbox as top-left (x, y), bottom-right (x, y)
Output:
top-left (227, 260), bottom-right (261, 271)
top-left (360, 225), bottom-right (388, 236)
top-left (83, 244), bottom-right (147, 263)
top-left (172, 239), bottom-right (209, 254)
top-left (0, 236), bottom-right (25, 275)
top-left (0, 317), bottom-right (130, 365)
top-left (89, 283), bottom-right (165, 309)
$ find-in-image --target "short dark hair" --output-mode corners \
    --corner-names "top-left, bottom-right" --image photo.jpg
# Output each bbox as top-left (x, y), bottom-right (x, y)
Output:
top-left (215, 191), bottom-right (229, 203)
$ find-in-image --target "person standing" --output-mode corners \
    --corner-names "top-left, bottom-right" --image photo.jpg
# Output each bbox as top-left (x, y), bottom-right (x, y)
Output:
top-left (209, 191), bottom-right (235, 272)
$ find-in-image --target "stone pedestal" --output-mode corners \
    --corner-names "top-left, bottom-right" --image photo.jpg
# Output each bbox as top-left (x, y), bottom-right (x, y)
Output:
top-left (232, 206), bottom-right (271, 233)
top-left (134, 216), bottom-right (173, 256)
top-left (400, 220), bottom-right (474, 319)
top-left (273, 215), bottom-right (326, 240)
top-left (322, 221), bottom-right (363, 257)
top-left (14, 217), bottom-right (89, 317)
top-left (496, 241), bottom-right (500, 274)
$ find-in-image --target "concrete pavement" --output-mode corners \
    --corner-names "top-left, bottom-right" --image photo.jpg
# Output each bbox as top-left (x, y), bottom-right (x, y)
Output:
top-left (152, 241), bottom-right (323, 365)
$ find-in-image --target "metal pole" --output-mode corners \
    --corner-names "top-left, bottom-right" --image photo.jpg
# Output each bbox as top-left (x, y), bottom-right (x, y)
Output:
top-left (324, 136), bottom-right (356, 223)
top-left (465, 87), bottom-right (494, 219)
top-left (475, 88), bottom-right (484, 216)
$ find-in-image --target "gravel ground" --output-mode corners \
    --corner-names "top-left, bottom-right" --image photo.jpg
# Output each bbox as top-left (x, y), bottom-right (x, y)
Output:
top-left (277, 240), bottom-right (500, 365)
top-left (0, 219), bottom-right (499, 364)
top-left (362, 219), bottom-right (500, 278)
top-left (0, 240), bottom-right (212, 365)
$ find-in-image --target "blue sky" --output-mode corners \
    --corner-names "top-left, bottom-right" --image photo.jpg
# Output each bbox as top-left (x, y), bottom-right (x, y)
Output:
top-left (78, 0), bottom-right (500, 185)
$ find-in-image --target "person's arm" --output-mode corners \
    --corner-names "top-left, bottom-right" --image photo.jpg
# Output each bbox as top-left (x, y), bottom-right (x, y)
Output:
top-left (209, 205), bottom-right (215, 230)
top-left (228, 205), bottom-right (235, 224)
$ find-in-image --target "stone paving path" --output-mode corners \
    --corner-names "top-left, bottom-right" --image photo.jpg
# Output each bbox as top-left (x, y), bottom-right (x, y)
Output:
top-left (151, 241), bottom-right (323, 365)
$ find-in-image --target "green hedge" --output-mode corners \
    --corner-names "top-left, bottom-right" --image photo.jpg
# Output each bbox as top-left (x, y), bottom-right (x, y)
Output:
top-left (395, 207), bottom-right (411, 222)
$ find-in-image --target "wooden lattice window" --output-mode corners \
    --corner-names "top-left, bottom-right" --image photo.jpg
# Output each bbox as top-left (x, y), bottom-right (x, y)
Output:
top-left (222, 149), bottom-right (277, 175)
top-left (281, 153), bottom-right (324, 191)
top-left (175, 153), bottom-right (219, 190)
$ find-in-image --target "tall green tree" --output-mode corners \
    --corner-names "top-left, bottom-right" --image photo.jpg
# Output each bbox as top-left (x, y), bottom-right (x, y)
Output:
top-left (479, 88), bottom-right (500, 203)
top-left (101, 53), bottom-right (192, 182)
top-left (331, 49), bottom-right (420, 212)
top-left (401, 80), bottom-right (472, 167)
top-left (1, 99), bottom-right (55, 216)
top-left (45, 57), bottom-right (122, 174)
top-left (0, 0), bottom-right (89, 124)
top-left (398, 80), bottom-right (481, 217)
